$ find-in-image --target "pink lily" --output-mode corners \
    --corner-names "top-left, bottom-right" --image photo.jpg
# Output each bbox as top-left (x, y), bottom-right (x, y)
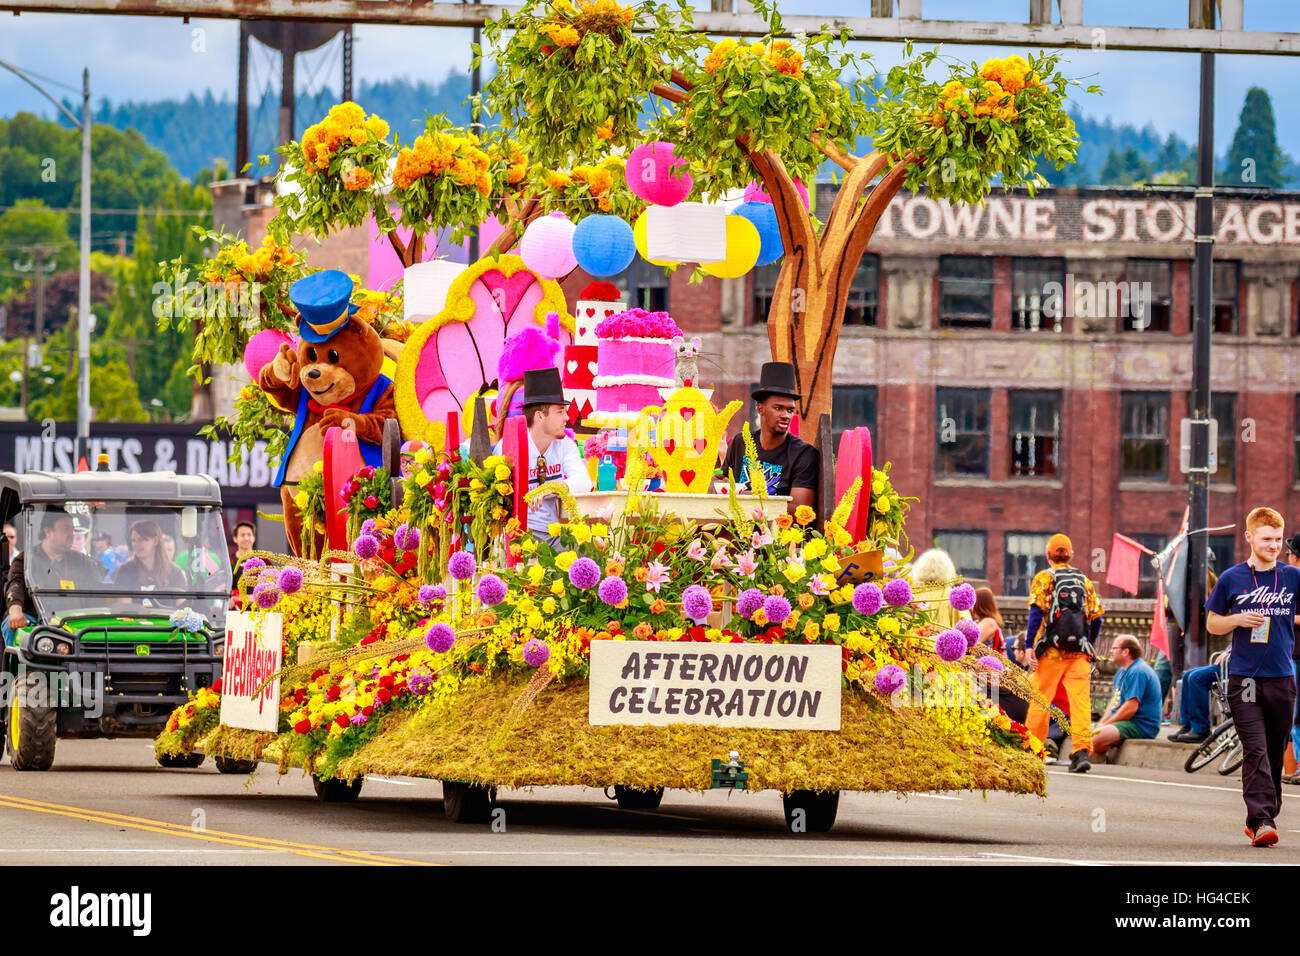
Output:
top-left (644, 560), bottom-right (672, 593)
top-left (710, 548), bottom-right (734, 570)
top-left (751, 528), bottom-right (774, 549)
top-left (686, 539), bottom-right (708, 562)
top-left (808, 574), bottom-right (832, 596)
top-left (750, 506), bottom-right (767, 521)
top-left (736, 549), bottom-right (758, 578)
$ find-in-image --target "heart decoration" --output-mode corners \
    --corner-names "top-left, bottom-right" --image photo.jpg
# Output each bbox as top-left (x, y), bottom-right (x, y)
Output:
top-left (693, 437), bottom-right (708, 455)
top-left (585, 307), bottom-right (596, 318)
top-left (679, 407), bottom-right (696, 422)
top-left (587, 361), bottom-right (598, 376)
top-left (663, 439), bottom-right (676, 454)
top-left (680, 469), bottom-right (696, 486)
top-left (567, 360), bottom-right (578, 374)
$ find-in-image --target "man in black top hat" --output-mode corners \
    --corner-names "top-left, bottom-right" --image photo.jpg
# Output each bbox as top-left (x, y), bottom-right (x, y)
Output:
top-left (718, 361), bottom-right (819, 516)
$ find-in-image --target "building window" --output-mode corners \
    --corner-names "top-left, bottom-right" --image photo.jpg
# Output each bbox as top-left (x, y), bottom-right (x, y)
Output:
top-left (752, 263), bottom-right (780, 324)
top-left (1129, 533), bottom-right (1166, 599)
top-left (934, 531), bottom-right (987, 582)
top-left (1004, 532), bottom-right (1051, 597)
top-left (1192, 260), bottom-right (1240, 334)
top-left (938, 256), bottom-right (994, 328)
top-left (844, 254), bottom-right (880, 327)
top-left (935, 388), bottom-right (991, 477)
top-left (613, 260), bottom-right (669, 313)
top-left (1012, 257), bottom-right (1064, 332)
top-left (1186, 392), bottom-right (1236, 482)
top-left (1120, 391), bottom-right (1170, 479)
top-left (1123, 259), bottom-right (1173, 332)
top-left (831, 385), bottom-right (878, 452)
top-left (1009, 390), bottom-right (1061, 477)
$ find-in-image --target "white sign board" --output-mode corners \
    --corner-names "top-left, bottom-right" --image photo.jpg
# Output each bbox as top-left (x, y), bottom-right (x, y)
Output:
top-left (219, 611), bottom-right (283, 732)
top-left (589, 640), bottom-right (841, 730)
top-left (1178, 417), bottom-right (1219, 475)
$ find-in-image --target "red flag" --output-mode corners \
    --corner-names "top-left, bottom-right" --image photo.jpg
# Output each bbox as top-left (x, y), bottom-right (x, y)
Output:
top-left (1150, 577), bottom-right (1170, 656)
top-left (1106, 532), bottom-right (1147, 595)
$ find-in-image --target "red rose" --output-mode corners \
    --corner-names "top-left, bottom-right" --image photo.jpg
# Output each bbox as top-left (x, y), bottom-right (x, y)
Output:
top-left (362, 706), bottom-right (374, 716)
top-left (379, 674), bottom-right (395, 690)
top-left (392, 681), bottom-right (407, 696)
top-left (688, 626), bottom-right (707, 642)
top-left (766, 626), bottom-right (785, 640)
top-left (364, 494), bottom-right (379, 509)
top-left (375, 687), bottom-right (392, 705)
top-left (359, 466), bottom-right (375, 478)
top-left (310, 669), bottom-right (326, 681)
top-left (393, 654), bottom-right (410, 663)
top-left (326, 685), bottom-right (341, 700)
top-left (360, 634), bottom-right (379, 647)
top-left (293, 719), bottom-right (311, 734)
top-left (334, 714), bottom-right (349, 729)
top-left (210, 678), bottom-right (223, 694)
top-left (293, 689), bottom-right (306, 703)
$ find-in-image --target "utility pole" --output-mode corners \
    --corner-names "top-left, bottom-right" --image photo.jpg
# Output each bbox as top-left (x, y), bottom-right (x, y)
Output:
top-left (468, 20), bottom-right (482, 264)
top-left (12, 248), bottom-right (57, 418)
top-left (77, 67), bottom-right (91, 466)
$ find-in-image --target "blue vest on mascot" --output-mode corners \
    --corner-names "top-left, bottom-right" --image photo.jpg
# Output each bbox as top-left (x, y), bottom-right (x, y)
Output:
top-left (272, 374), bottom-right (392, 488)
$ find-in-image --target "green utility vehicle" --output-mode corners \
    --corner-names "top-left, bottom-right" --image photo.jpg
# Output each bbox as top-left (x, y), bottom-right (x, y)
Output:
top-left (0, 471), bottom-right (233, 771)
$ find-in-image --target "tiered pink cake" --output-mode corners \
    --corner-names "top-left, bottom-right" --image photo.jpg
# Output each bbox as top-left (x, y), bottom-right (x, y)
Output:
top-left (592, 309), bottom-right (682, 421)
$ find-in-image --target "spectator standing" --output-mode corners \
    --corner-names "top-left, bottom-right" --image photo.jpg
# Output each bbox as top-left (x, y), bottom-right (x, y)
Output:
top-left (1025, 533), bottom-right (1105, 773)
top-left (2, 522), bottom-right (17, 566)
top-left (972, 587), bottom-right (1005, 652)
top-left (1091, 635), bottom-right (1163, 758)
top-left (1205, 507), bottom-right (1299, 848)
top-left (1279, 533), bottom-right (1300, 785)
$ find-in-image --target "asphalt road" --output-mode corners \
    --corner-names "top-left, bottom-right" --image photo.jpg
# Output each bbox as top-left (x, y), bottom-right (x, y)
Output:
top-left (0, 739), bottom-right (1296, 865)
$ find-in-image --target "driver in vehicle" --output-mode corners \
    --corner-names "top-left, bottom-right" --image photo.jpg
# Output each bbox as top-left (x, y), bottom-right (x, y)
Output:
top-left (111, 520), bottom-right (188, 601)
top-left (5, 508), bottom-right (105, 643)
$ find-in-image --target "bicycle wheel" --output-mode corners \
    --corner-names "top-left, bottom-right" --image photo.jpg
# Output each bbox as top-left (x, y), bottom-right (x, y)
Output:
top-left (1185, 721), bottom-right (1236, 773)
top-left (1217, 730), bottom-right (1245, 775)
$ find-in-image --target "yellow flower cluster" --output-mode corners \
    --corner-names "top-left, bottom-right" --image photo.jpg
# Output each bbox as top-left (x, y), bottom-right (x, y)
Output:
top-left (926, 57), bottom-right (1043, 128)
top-left (300, 102), bottom-right (389, 173)
top-left (393, 130), bottom-right (492, 195)
top-left (703, 37), bottom-right (804, 78)
top-left (979, 55), bottom-right (1044, 95)
top-left (539, 21), bottom-right (581, 47)
top-left (202, 235), bottom-right (297, 285)
top-left (351, 288), bottom-right (403, 329)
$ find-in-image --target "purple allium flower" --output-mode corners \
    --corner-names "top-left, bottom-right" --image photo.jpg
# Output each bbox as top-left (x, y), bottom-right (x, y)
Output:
top-left (477, 573), bottom-right (507, 606)
top-left (568, 557), bottom-right (601, 590)
top-left (949, 582), bottom-right (977, 611)
top-left (425, 622), bottom-right (456, 654)
top-left (360, 518), bottom-right (376, 536)
top-left (977, 655), bottom-right (1004, 672)
top-left (736, 588), bottom-right (765, 619)
top-left (394, 523), bottom-right (420, 551)
top-left (448, 550), bottom-right (477, 580)
top-left (276, 565), bottom-right (304, 595)
top-left (407, 669), bottom-right (435, 695)
top-left (353, 534), bottom-right (379, 560)
top-left (254, 585), bottom-right (280, 610)
top-left (882, 577), bottom-right (912, 607)
top-left (874, 664), bottom-right (907, 695)
top-left (763, 594), bottom-right (792, 625)
top-left (955, 619), bottom-right (981, 648)
top-left (682, 585), bottom-right (713, 624)
top-left (242, 556), bottom-right (266, 571)
top-left (597, 575), bottom-right (628, 606)
top-left (523, 638), bottom-right (550, 668)
top-left (418, 583), bottom-right (447, 608)
top-left (852, 582), bottom-right (883, 616)
top-left (935, 629), bottom-right (967, 662)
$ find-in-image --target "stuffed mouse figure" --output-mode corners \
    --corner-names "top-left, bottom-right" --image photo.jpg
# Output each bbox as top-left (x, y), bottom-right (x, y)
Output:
top-left (258, 269), bottom-right (397, 556)
top-left (672, 335), bottom-right (702, 389)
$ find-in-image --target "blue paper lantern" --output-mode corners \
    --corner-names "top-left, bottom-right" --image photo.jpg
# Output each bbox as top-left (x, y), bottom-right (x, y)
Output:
top-left (733, 201), bottom-right (784, 266)
top-left (572, 214), bottom-right (637, 277)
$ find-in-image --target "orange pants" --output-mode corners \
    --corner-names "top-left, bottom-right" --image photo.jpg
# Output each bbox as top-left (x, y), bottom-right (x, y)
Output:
top-left (1026, 650), bottom-right (1092, 754)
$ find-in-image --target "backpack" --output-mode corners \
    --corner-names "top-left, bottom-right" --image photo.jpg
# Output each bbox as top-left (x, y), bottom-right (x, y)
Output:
top-left (1039, 567), bottom-right (1095, 657)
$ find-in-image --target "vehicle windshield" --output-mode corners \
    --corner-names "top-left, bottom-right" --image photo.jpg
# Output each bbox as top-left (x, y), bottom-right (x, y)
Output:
top-left (21, 502), bottom-right (231, 625)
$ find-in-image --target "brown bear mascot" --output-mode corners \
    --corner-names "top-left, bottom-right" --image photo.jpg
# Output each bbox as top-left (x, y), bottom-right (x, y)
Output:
top-left (259, 269), bottom-right (396, 556)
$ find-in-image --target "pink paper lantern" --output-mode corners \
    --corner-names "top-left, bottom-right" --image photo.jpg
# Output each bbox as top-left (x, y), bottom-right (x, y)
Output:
top-left (243, 329), bottom-right (294, 380)
top-left (744, 177), bottom-right (810, 210)
top-left (626, 141), bottom-right (694, 207)
top-left (519, 212), bottom-right (577, 280)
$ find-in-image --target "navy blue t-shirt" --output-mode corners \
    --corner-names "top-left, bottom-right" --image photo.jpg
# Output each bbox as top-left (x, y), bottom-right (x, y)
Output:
top-left (1205, 562), bottom-right (1300, 678)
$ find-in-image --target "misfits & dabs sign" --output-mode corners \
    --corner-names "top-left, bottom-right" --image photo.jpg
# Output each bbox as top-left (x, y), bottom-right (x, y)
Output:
top-left (588, 641), bottom-right (841, 730)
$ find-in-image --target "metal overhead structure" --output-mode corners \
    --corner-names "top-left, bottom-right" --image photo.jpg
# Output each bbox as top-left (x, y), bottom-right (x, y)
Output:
top-left (0, 0), bottom-right (1297, 54)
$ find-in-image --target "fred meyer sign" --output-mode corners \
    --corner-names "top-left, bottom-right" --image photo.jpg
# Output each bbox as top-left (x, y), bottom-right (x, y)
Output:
top-left (219, 611), bottom-right (283, 733)
top-left (0, 421), bottom-right (280, 506)
top-left (589, 641), bottom-right (841, 731)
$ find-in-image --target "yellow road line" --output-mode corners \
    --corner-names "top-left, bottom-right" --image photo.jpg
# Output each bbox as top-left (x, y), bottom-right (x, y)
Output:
top-left (0, 794), bottom-right (438, 865)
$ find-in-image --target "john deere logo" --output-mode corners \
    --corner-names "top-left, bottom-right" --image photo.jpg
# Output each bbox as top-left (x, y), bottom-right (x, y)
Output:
top-left (135, 645), bottom-right (150, 657)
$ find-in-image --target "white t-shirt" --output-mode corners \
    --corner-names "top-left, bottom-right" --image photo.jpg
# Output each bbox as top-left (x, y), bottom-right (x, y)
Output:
top-left (493, 432), bottom-right (592, 536)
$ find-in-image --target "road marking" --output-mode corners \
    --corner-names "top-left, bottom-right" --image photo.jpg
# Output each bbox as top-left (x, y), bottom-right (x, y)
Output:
top-left (907, 794), bottom-right (961, 801)
top-left (0, 794), bottom-right (437, 866)
top-left (364, 775), bottom-right (417, 786)
top-left (1047, 769), bottom-right (1275, 797)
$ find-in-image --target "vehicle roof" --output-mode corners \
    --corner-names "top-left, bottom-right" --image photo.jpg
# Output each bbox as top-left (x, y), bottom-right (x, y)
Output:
top-left (0, 471), bottom-right (223, 506)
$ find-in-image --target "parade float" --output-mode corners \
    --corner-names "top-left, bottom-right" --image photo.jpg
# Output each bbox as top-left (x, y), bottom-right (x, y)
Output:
top-left (155, 0), bottom-right (1090, 828)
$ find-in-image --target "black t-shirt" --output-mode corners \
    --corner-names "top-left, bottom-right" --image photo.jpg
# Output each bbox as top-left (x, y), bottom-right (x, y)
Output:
top-left (5, 547), bottom-right (105, 616)
top-left (112, 558), bottom-right (187, 593)
top-left (720, 432), bottom-right (819, 497)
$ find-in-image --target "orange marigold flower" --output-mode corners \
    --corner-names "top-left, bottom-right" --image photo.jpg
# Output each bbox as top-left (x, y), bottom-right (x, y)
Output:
top-left (776, 513), bottom-right (793, 530)
top-left (649, 598), bottom-right (667, 615)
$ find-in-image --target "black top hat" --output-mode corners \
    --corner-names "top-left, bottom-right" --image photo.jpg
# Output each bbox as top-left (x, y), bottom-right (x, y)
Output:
top-left (751, 362), bottom-right (800, 402)
top-left (1286, 533), bottom-right (1300, 558)
top-left (522, 367), bottom-right (566, 407)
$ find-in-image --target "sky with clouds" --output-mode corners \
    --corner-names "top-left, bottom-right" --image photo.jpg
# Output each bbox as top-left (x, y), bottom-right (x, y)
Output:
top-left (3, 0), bottom-right (1300, 161)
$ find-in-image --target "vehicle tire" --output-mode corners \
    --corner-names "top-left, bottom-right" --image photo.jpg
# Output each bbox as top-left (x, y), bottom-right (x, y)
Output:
top-left (156, 752), bottom-right (205, 769)
top-left (1218, 733), bottom-right (1245, 776)
top-left (312, 774), bottom-right (363, 802)
top-left (1184, 721), bottom-right (1236, 773)
top-left (8, 673), bottom-right (56, 771)
top-left (214, 755), bottom-right (258, 775)
top-left (442, 779), bottom-right (495, 823)
top-left (614, 785), bottom-right (664, 811)
top-left (782, 789), bottom-right (839, 833)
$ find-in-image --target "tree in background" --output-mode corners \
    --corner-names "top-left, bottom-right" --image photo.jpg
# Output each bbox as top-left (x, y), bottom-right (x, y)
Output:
top-left (0, 200), bottom-right (76, 299)
top-left (1223, 86), bottom-right (1292, 189)
top-left (1098, 146), bottom-right (1152, 186)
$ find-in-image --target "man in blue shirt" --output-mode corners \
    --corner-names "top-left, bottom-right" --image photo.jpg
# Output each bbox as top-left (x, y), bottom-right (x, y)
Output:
top-left (1206, 506), bottom-right (1300, 848)
top-left (1091, 635), bottom-right (1162, 759)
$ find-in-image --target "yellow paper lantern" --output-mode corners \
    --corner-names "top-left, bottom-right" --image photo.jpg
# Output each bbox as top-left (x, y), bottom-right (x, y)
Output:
top-left (702, 215), bottom-right (762, 279)
top-left (633, 211), bottom-right (679, 269)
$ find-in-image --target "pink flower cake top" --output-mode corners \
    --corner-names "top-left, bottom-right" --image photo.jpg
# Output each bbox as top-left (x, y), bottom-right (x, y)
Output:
top-left (594, 308), bottom-right (683, 341)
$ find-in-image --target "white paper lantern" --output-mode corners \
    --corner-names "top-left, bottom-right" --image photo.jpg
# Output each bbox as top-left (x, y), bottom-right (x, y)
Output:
top-left (519, 212), bottom-right (578, 280)
top-left (645, 202), bottom-right (726, 264)
top-left (404, 260), bottom-right (466, 323)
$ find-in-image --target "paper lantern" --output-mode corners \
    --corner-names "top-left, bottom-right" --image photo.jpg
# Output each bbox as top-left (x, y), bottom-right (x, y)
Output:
top-left (572, 214), bottom-right (636, 277)
top-left (632, 211), bottom-right (679, 269)
top-left (519, 212), bottom-right (577, 280)
top-left (645, 203), bottom-right (726, 264)
top-left (404, 260), bottom-right (466, 323)
top-left (744, 177), bottom-right (810, 210)
top-left (626, 141), bottom-right (694, 207)
top-left (243, 329), bottom-right (294, 380)
top-left (732, 201), bottom-right (784, 266)
top-left (701, 216), bottom-right (761, 278)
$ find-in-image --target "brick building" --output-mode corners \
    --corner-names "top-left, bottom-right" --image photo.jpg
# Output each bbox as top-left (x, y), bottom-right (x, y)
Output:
top-left (214, 179), bottom-right (1300, 598)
